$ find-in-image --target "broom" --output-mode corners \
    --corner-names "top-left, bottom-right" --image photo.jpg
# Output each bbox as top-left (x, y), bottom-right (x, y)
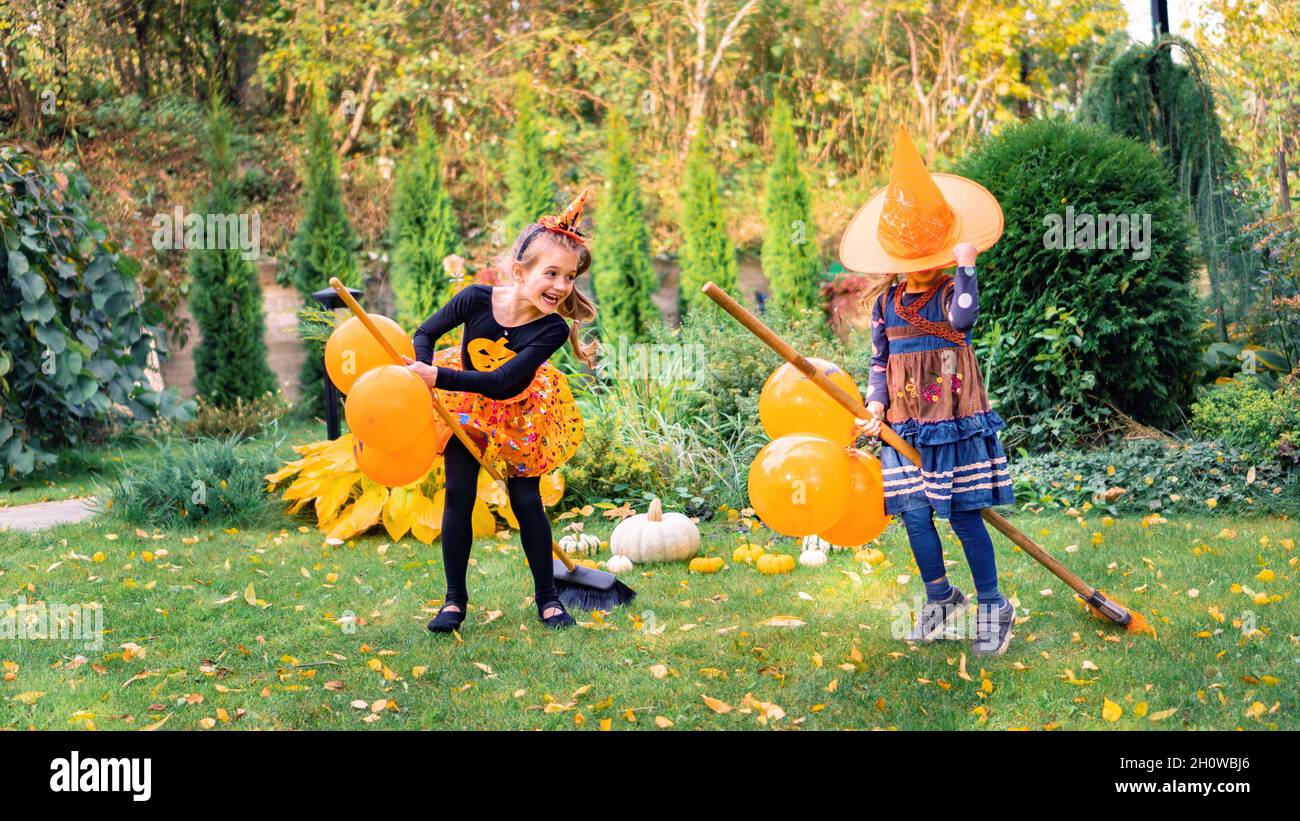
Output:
top-left (701, 282), bottom-right (1152, 636)
top-left (327, 278), bottom-right (636, 612)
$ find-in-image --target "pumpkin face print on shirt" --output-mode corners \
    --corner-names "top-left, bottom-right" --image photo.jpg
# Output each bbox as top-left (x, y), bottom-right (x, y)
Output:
top-left (468, 336), bottom-right (517, 371)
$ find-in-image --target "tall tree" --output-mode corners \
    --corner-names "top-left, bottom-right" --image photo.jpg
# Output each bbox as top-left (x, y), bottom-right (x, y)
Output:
top-left (678, 128), bottom-right (737, 318)
top-left (189, 100), bottom-right (276, 407)
top-left (289, 104), bottom-right (361, 416)
top-left (388, 121), bottom-right (460, 329)
top-left (591, 108), bottom-right (659, 344)
top-left (761, 98), bottom-right (820, 311)
top-left (505, 73), bottom-right (554, 238)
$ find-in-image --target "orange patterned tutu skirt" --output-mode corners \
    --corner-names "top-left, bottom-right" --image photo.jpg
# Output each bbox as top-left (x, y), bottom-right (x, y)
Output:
top-left (429, 347), bottom-right (584, 478)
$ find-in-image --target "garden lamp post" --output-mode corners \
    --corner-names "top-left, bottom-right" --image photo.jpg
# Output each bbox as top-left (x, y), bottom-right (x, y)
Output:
top-left (312, 284), bottom-right (363, 440)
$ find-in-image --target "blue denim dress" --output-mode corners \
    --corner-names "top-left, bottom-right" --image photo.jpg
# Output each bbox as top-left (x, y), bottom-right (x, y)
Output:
top-left (864, 268), bottom-right (1014, 519)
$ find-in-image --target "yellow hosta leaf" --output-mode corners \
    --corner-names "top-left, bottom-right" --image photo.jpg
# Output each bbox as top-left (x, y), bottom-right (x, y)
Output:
top-left (471, 497), bottom-right (496, 538)
top-left (539, 472), bottom-right (565, 507)
top-left (1101, 698), bottom-right (1123, 722)
top-left (315, 473), bottom-right (362, 525)
top-left (409, 489), bottom-right (442, 544)
top-left (329, 484), bottom-right (389, 540)
top-left (477, 470), bottom-right (509, 506)
top-left (497, 498), bottom-right (520, 530)
top-left (382, 486), bottom-right (416, 541)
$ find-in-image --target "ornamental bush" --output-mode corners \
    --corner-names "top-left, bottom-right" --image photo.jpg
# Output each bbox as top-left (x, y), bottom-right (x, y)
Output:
top-left (1, 146), bottom-right (192, 476)
top-left (955, 120), bottom-right (1201, 443)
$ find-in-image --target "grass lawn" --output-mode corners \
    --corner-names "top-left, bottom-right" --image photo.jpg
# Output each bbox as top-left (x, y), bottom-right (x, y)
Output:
top-left (0, 419), bottom-right (324, 508)
top-left (1, 500), bottom-right (1295, 731)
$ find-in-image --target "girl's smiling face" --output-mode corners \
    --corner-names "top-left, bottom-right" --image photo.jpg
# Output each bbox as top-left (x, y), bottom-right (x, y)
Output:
top-left (514, 238), bottom-right (580, 314)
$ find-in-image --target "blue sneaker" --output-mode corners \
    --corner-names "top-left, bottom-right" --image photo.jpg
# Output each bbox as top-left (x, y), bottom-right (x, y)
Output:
top-left (973, 599), bottom-right (1016, 656)
top-left (905, 587), bottom-right (971, 643)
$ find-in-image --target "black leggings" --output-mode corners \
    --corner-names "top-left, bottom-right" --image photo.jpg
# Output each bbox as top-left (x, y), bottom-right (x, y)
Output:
top-left (440, 434), bottom-right (559, 610)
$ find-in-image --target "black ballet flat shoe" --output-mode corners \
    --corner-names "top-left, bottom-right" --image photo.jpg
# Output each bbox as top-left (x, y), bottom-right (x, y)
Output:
top-left (427, 601), bottom-right (467, 633)
top-left (537, 600), bottom-right (576, 630)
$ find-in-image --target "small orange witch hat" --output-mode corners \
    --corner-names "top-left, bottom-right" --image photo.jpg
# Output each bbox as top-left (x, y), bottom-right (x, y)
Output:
top-left (839, 126), bottom-right (1003, 274)
top-left (538, 188), bottom-right (591, 246)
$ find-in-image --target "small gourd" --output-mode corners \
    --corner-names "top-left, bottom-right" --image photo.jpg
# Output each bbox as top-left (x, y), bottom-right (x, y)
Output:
top-left (605, 554), bottom-right (634, 574)
top-left (855, 547), bottom-right (886, 566)
top-left (757, 553), bottom-right (795, 575)
top-left (732, 543), bottom-right (766, 564)
top-left (799, 549), bottom-right (828, 568)
top-left (689, 556), bottom-right (724, 574)
top-left (609, 498), bottom-right (700, 563)
top-left (559, 532), bottom-right (602, 556)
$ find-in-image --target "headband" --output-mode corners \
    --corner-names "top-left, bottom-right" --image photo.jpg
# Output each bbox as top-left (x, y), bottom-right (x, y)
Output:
top-left (516, 188), bottom-right (590, 260)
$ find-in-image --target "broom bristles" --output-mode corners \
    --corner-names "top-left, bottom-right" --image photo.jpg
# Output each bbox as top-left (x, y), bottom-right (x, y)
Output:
top-left (1079, 590), bottom-right (1157, 638)
top-left (555, 578), bottom-right (637, 611)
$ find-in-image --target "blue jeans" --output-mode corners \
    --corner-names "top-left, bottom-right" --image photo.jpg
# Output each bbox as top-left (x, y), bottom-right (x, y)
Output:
top-left (899, 506), bottom-right (1001, 604)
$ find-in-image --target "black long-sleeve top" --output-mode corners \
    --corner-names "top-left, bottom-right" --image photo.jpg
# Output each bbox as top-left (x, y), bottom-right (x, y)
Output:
top-left (412, 285), bottom-right (570, 400)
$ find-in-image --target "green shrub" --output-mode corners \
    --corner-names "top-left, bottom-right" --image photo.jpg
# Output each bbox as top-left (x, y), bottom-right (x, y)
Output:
top-left (955, 120), bottom-right (1201, 441)
top-left (189, 101), bottom-right (277, 407)
top-left (182, 392), bottom-right (291, 439)
top-left (1191, 368), bottom-right (1300, 466)
top-left (505, 74), bottom-right (555, 238)
top-left (761, 98), bottom-right (820, 312)
top-left (107, 436), bottom-right (282, 529)
top-left (388, 123), bottom-right (461, 330)
top-left (288, 107), bottom-right (362, 418)
top-left (591, 108), bottom-right (660, 344)
top-left (678, 129), bottom-right (737, 318)
top-left (559, 409), bottom-right (668, 509)
top-left (1010, 439), bottom-right (1300, 517)
top-left (1, 146), bottom-right (193, 476)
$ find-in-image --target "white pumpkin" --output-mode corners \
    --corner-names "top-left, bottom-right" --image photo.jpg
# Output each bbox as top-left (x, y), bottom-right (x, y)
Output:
top-left (558, 532), bottom-right (602, 555)
top-left (799, 549), bottom-right (828, 568)
top-left (605, 555), bottom-right (634, 574)
top-left (802, 534), bottom-right (842, 552)
top-left (609, 498), bottom-right (700, 563)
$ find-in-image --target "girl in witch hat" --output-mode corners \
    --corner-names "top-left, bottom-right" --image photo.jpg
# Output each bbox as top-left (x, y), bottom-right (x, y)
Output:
top-left (405, 190), bottom-right (599, 633)
top-left (843, 127), bottom-right (1017, 656)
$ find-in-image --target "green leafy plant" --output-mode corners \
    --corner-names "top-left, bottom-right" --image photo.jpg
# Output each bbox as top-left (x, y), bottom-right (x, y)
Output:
top-left (955, 119), bottom-right (1201, 440)
top-left (1011, 438), bottom-right (1299, 517)
top-left (1191, 367), bottom-right (1300, 466)
top-left (1, 146), bottom-right (193, 476)
top-left (505, 73), bottom-right (555, 239)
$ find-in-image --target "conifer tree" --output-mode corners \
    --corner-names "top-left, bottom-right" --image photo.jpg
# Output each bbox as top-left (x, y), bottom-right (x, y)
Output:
top-left (289, 106), bottom-right (361, 416)
top-left (760, 98), bottom-right (820, 311)
top-left (505, 74), bottom-right (554, 238)
top-left (389, 122), bottom-right (460, 329)
top-left (678, 128), bottom-right (737, 318)
top-left (591, 109), bottom-right (660, 344)
top-left (189, 100), bottom-right (276, 407)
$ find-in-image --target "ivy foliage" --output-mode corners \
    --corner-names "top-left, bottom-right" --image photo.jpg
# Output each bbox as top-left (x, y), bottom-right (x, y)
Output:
top-left (1, 146), bottom-right (192, 475)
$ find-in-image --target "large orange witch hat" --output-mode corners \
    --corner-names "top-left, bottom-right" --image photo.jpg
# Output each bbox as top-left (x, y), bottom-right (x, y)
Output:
top-left (839, 126), bottom-right (1003, 274)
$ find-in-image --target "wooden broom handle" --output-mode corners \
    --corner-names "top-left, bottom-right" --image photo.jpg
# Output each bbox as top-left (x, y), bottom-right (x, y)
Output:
top-left (700, 282), bottom-right (1095, 598)
top-left (327, 278), bottom-right (578, 572)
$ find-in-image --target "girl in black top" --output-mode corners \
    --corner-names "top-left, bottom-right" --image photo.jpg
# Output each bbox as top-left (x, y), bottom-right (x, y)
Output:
top-left (405, 191), bottom-right (598, 632)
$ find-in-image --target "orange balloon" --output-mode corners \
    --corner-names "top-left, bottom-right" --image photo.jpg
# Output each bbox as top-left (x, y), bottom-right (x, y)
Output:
top-left (344, 365), bottom-right (433, 452)
top-left (747, 433), bottom-right (852, 537)
top-left (353, 422), bottom-right (439, 487)
top-left (818, 449), bottom-right (893, 547)
top-left (326, 314), bottom-right (416, 394)
top-left (759, 358), bottom-right (861, 446)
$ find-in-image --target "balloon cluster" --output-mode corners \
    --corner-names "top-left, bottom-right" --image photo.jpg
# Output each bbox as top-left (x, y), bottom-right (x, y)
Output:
top-left (747, 359), bottom-right (892, 545)
top-left (325, 315), bottom-right (438, 487)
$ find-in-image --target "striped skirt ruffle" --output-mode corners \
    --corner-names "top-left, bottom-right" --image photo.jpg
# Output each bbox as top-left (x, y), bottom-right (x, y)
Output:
top-left (879, 416), bottom-right (1015, 518)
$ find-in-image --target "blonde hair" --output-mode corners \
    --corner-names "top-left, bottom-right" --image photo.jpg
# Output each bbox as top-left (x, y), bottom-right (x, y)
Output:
top-left (492, 224), bottom-right (600, 369)
top-left (857, 272), bottom-right (904, 323)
